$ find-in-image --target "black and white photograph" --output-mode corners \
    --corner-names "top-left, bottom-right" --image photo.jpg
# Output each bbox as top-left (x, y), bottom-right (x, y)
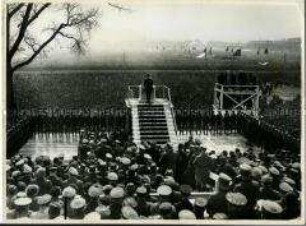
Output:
top-left (2, 0), bottom-right (305, 223)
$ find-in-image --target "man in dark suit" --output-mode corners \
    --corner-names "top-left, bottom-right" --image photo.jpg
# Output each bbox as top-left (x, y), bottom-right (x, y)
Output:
top-left (143, 74), bottom-right (154, 105)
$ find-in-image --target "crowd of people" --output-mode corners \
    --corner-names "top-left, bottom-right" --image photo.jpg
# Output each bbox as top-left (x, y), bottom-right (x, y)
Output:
top-left (6, 128), bottom-right (301, 220)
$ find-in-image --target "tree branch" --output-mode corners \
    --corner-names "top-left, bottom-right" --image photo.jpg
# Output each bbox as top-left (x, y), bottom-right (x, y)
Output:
top-left (12, 24), bottom-right (65, 72)
top-left (8, 3), bottom-right (33, 63)
top-left (27, 3), bottom-right (51, 26)
top-left (8, 3), bottom-right (25, 19)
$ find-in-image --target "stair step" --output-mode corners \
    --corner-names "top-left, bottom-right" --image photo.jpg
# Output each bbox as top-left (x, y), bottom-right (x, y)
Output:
top-left (140, 135), bottom-right (170, 139)
top-left (139, 126), bottom-right (168, 130)
top-left (139, 118), bottom-right (167, 122)
top-left (140, 130), bottom-right (169, 135)
top-left (138, 115), bottom-right (165, 118)
top-left (141, 139), bottom-right (169, 144)
top-left (139, 122), bottom-right (167, 126)
top-left (138, 107), bottom-right (164, 111)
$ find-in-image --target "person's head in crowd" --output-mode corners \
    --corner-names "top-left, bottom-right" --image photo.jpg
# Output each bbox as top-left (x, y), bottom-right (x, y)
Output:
top-left (48, 202), bottom-right (61, 219)
top-left (226, 192), bottom-right (248, 219)
top-left (70, 196), bottom-right (86, 219)
top-left (218, 173), bottom-right (232, 192)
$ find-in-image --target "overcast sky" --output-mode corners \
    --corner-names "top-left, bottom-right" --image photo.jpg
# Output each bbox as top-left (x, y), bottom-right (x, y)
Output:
top-left (21, 0), bottom-right (304, 64)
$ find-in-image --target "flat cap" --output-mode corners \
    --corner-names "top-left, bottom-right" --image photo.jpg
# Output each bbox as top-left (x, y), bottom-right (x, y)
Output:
top-left (136, 186), bottom-right (147, 195)
top-left (110, 187), bottom-right (125, 199)
top-left (213, 213), bottom-right (228, 219)
top-left (178, 209), bottom-right (196, 219)
top-left (226, 192), bottom-right (247, 206)
top-left (14, 197), bottom-right (32, 206)
top-left (123, 197), bottom-right (138, 208)
top-left (121, 157), bottom-right (131, 166)
top-left (68, 167), bottom-right (79, 176)
top-left (95, 205), bottom-right (111, 218)
top-left (62, 186), bottom-right (76, 198)
top-left (121, 206), bottom-right (139, 219)
top-left (36, 194), bottom-right (52, 205)
top-left (269, 167), bottom-right (280, 176)
top-left (261, 200), bottom-right (283, 214)
top-left (279, 182), bottom-right (293, 194)
top-left (88, 183), bottom-right (104, 197)
top-left (70, 196), bottom-right (86, 209)
top-left (157, 185), bottom-right (172, 196)
top-left (195, 197), bottom-right (208, 208)
top-left (107, 172), bottom-right (118, 181)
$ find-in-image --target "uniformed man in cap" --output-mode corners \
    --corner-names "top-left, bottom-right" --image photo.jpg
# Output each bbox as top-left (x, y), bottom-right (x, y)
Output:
top-left (69, 196), bottom-right (86, 219)
top-left (225, 192), bottom-right (248, 219)
top-left (178, 209), bottom-right (196, 220)
top-left (233, 163), bottom-right (259, 217)
top-left (63, 167), bottom-right (84, 195)
top-left (255, 200), bottom-right (283, 219)
top-left (9, 195), bottom-right (32, 219)
top-left (193, 147), bottom-right (212, 191)
top-left (135, 185), bottom-right (153, 217)
top-left (33, 167), bottom-right (52, 195)
top-left (143, 74), bottom-right (154, 105)
top-left (194, 197), bottom-right (208, 219)
top-left (158, 202), bottom-right (176, 219)
top-left (206, 173), bottom-right (232, 217)
top-left (121, 206), bottom-right (139, 219)
top-left (175, 185), bottom-right (193, 212)
top-left (109, 187), bottom-right (125, 219)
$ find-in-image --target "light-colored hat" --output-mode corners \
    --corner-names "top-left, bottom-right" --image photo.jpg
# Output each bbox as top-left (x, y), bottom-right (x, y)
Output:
top-left (69, 167), bottom-right (79, 176)
top-left (213, 213), bottom-right (228, 219)
top-left (121, 157), bottom-right (131, 166)
top-left (269, 167), bottom-right (280, 176)
top-left (107, 172), bottom-right (118, 181)
top-left (195, 197), bottom-right (208, 208)
top-left (121, 206), bottom-right (139, 219)
top-left (123, 197), bottom-right (138, 208)
top-left (110, 187), bottom-right (125, 199)
top-left (95, 205), bottom-right (111, 219)
top-left (14, 197), bottom-right (32, 206)
top-left (62, 186), bottom-right (76, 198)
top-left (178, 209), bottom-right (196, 219)
top-left (37, 194), bottom-right (52, 205)
top-left (157, 185), bottom-right (172, 196)
top-left (70, 196), bottom-right (86, 209)
top-left (226, 192), bottom-right (247, 206)
top-left (279, 182), bottom-right (293, 194)
top-left (261, 200), bottom-right (283, 214)
top-left (84, 211), bottom-right (101, 220)
top-left (88, 184), bottom-right (103, 197)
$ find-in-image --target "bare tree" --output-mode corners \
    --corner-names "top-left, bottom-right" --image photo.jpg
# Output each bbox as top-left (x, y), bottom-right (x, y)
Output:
top-left (6, 3), bottom-right (99, 110)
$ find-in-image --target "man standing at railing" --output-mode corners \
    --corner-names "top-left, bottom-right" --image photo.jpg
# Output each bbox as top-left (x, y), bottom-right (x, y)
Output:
top-left (143, 74), bottom-right (154, 105)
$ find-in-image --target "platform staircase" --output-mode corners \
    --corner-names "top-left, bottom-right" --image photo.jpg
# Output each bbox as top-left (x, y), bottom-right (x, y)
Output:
top-left (126, 85), bottom-right (178, 150)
